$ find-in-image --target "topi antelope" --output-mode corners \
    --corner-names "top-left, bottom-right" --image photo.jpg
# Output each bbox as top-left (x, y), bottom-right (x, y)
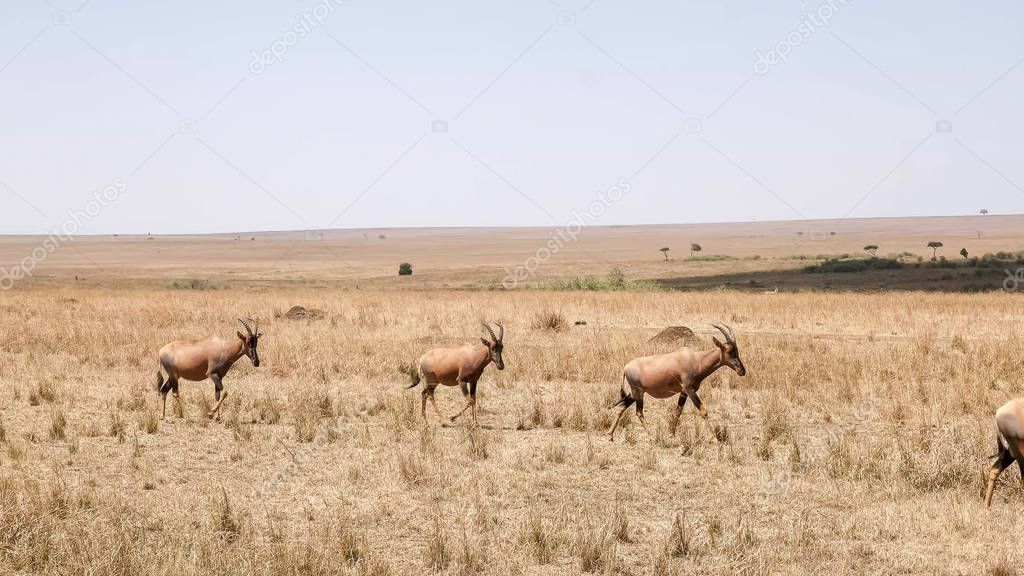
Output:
top-left (608, 324), bottom-right (745, 441)
top-left (984, 398), bottom-right (1024, 507)
top-left (156, 318), bottom-right (262, 420)
top-left (407, 322), bottom-right (505, 425)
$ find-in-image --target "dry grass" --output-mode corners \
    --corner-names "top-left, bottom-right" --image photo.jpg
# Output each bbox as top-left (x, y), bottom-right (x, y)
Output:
top-left (531, 309), bottom-right (568, 332)
top-left (0, 286), bottom-right (1021, 574)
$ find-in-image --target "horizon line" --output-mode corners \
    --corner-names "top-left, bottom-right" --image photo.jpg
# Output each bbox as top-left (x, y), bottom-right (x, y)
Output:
top-left (0, 212), bottom-right (1016, 239)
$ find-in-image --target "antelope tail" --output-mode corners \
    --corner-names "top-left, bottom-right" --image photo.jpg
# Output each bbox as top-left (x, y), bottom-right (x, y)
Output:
top-left (155, 371), bottom-right (165, 393)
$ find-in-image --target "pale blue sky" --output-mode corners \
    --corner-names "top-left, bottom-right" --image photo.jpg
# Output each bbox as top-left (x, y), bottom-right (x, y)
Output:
top-left (1, 0), bottom-right (1022, 234)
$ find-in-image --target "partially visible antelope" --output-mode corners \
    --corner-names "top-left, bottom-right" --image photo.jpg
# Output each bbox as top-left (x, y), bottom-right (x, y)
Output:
top-left (608, 324), bottom-right (746, 441)
top-left (984, 398), bottom-right (1024, 507)
top-left (407, 322), bottom-right (505, 425)
top-left (156, 318), bottom-right (262, 420)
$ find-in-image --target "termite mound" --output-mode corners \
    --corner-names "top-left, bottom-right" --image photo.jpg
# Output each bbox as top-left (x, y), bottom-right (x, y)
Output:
top-left (648, 326), bottom-right (698, 347)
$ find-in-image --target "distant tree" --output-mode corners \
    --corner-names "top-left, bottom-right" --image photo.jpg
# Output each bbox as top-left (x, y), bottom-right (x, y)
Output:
top-left (659, 247), bottom-right (670, 262)
top-left (863, 244), bottom-right (879, 257)
top-left (690, 243), bottom-right (702, 257)
top-left (980, 208), bottom-right (989, 215)
top-left (927, 241), bottom-right (943, 260)
top-left (398, 262), bottom-right (413, 276)
top-left (960, 248), bottom-right (969, 259)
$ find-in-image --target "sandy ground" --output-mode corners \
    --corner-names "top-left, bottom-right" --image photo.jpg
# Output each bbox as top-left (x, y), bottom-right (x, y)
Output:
top-left (0, 215), bottom-right (1021, 288)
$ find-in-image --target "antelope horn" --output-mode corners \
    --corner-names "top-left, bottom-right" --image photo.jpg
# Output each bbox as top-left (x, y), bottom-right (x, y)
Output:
top-left (238, 317), bottom-right (254, 337)
top-left (724, 324), bottom-right (736, 342)
top-left (482, 322), bottom-right (498, 343)
top-left (496, 321), bottom-right (504, 342)
top-left (711, 323), bottom-right (732, 343)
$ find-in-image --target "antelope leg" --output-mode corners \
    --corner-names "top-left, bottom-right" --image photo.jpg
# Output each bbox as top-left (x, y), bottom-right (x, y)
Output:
top-left (608, 396), bottom-right (636, 441)
top-left (427, 389), bottom-right (444, 423)
top-left (671, 394), bottom-right (688, 436)
top-left (986, 447), bottom-right (1017, 507)
top-left (421, 387), bottom-right (433, 422)
top-left (209, 391), bottom-right (229, 419)
top-left (420, 388), bottom-right (428, 421)
top-left (208, 375), bottom-right (227, 419)
top-left (984, 475), bottom-right (995, 508)
top-left (635, 394), bottom-right (652, 437)
top-left (469, 381), bottom-right (479, 427)
top-left (686, 390), bottom-right (717, 439)
top-left (985, 467), bottom-right (1001, 508)
top-left (170, 379), bottom-right (183, 418)
top-left (159, 376), bottom-right (174, 419)
top-left (450, 384), bottom-right (475, 422)
top-left (608, 405), bottom-right (628, 441)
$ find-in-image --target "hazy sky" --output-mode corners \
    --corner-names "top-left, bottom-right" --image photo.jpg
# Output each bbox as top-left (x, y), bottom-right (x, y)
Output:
top-left (1, 0), bottom-right (1022, 234)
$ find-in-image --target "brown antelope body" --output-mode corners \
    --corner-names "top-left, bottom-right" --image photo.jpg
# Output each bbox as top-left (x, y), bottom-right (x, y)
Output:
top-left (984, 398), bottom-right (1024, 507)
top-left (156, 318), bottom-right (261, 419)
top-left (408, 322), bottom-right (505, 425)
top-left (609, 324), bottom-right (746, 441)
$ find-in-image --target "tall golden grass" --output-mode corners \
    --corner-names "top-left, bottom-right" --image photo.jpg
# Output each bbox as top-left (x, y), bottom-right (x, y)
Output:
top-left (0, 287), bottom-right (1021, 574)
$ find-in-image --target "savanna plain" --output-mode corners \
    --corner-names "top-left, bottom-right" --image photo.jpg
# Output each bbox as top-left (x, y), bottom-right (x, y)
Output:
top-left (1, 218), bottom-right (1023, 576)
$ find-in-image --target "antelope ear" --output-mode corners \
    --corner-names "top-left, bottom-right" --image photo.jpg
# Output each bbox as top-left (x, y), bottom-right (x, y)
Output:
top-left (237, 331), bottom-right (246, 341)
top-left (712, 337), bottom-right (724, 349)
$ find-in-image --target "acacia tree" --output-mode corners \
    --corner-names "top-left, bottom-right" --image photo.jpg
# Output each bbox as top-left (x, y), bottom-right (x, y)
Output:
top-left (927, 241), bottom-right (943, 260)
top-left (863, 244), bottom-right (879, 257)
top-left (659, 247), bottom-right (670, 262)
top-left (690, 243), bottom-right (702, 257)
top-left (980, 208), bottom-right (989, 215)
top-left (960, 248), bottom-right (969, 259)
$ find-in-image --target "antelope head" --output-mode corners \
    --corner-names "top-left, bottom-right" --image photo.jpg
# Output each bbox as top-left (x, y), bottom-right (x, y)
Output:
top-left (712, 323), bottom-right (745, 376)
top-left (481, 321), bottom-right (505, 370)
top-left (237, 317), bottom-right (263, 368)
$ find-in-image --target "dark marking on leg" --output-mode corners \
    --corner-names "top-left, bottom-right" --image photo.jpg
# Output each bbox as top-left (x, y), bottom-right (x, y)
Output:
top-left (451, 381), bottom-right (475, 422)
top-left (208, 374), bottom-right (228, 419)
top-left (469, 381), bottom-right (479, 425)
top-left (670, 394), bottom-right (688, 436)
top-left (985, 445), bottom-right (1016, 507)
top-left (634, 390), bottom-right (650, 435)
